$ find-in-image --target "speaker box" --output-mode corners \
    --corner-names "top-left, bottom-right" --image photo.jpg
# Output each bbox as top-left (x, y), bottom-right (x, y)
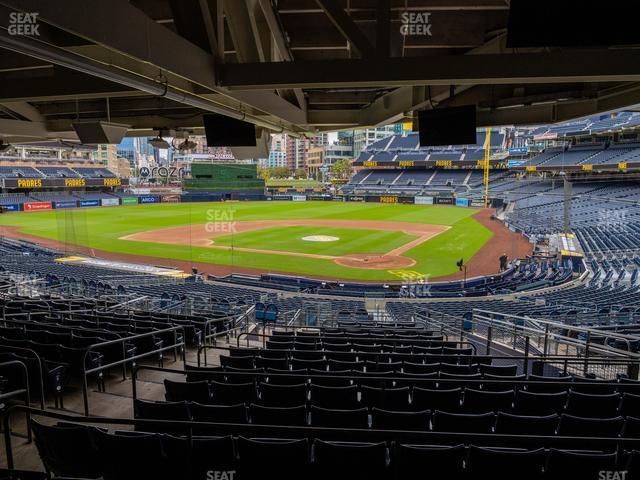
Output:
top-left (507, 0), bottom-right (640, 47)
top-left (71, 121), bottom-right (129, 144)
top-left (203, 113), bottom-right (257, 147)
top-left (418, 105), bottom-right (476, 147)
top-left (230, 128), bottom-right (269, 160)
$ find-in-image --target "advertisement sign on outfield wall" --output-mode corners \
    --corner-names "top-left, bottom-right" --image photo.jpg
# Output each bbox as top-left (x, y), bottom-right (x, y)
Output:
top-left (291, 195), bottom-right (307, 202)
top-left (414, 196), bottom-right (434, 205)
top-left (101, 198), bottom-right (120, 207)
top-left (470, 199), bottom-right (486, 207)
top-left (434, 197), bottom-right (455, 205)
top-left (53, 201), bottom-right (78, 209)
top-left (79, 200), bottom-right (100, 207)
top-left (1, 203), bottom-right (21, 212)
top-left (307, 195), bottom-right (333, 201)
top-left (23, 202), bottom-right (52, 211)
top-left (347, 195), bottom-right (365, 202)
top-left (139, 196), bottom-right (160, 204)
top-left (456, 198), bottom-right (470, 207)
top-left (121, 197), bottom-right (139, 205)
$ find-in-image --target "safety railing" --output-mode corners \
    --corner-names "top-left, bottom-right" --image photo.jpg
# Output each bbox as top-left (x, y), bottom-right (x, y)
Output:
top-left (471, 309), bottom-right (640, 359)
top-left (412, 309), bottom-right (466, 341)
top-left (0, 345), bottom-right (46, 410)
top-left (0, 360), bottom-right (32, 443)
top-left (196, 337), bottom-right (479, 367)
top-left (80, 326), bottom-right (186, 416)
top-left (133, 357), bottom-right (640, 397)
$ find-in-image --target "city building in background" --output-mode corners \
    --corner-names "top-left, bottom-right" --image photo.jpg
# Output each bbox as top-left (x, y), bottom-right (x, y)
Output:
top-left (96, 144), bottom-right (132, 178)
top-left (306, 146), bottom-right (325, 179)
top-left (352, 124), bottom-right (404, 157)
top-left (262, 134), bottom-right (287, 168)
top-left (285, 133), bottom-right (329, 171)
top-left (116, 137), bottom-right (160, 171)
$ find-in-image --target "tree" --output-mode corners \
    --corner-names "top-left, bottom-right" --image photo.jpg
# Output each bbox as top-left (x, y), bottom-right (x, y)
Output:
top-left (272, 166), bottom-right (290, 178)
top-left (257, 166), bottom-right (272, 180)
top-left (331, 158), bottom-right (352, 179)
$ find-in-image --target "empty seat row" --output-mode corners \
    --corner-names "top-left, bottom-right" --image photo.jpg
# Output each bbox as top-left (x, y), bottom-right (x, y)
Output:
top-left (164, 379), bottom-right (640, 416)
top-left (220, 355), bottom-right (506, 374)
top-left (137, 398), bottom-right (640, 438)
top-left (263, 341), bottom-right (471, 354)
top-left (188, 366), bottom-right (640, 395)
top-left (32, 419), bottom-right (639, 480)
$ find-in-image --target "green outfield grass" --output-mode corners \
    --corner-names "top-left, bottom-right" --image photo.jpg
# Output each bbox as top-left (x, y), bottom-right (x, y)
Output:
top-left (0, 202), bottom-right (492, 281)
top-left (213, 226), bottom-right (417, 256)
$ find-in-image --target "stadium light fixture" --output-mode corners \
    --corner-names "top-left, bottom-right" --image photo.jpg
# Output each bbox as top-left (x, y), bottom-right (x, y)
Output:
top-left (149, 136), bottom-right (171, 149)
top-left (176, 137), bottom-right (198, 151)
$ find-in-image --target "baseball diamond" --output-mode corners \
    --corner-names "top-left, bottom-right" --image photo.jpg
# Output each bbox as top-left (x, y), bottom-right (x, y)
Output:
top-left (0, 201), bottom-right (529, 282)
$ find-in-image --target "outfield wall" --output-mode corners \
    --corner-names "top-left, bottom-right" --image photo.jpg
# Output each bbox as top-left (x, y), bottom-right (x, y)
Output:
top-left (268, 192), bottom-right (503, 208)
top-left (0, 191), bottom-right (503, 214)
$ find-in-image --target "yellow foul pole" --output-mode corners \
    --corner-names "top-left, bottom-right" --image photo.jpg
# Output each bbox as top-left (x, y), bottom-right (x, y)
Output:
top-left (483, 127), bottom-right (491, 208)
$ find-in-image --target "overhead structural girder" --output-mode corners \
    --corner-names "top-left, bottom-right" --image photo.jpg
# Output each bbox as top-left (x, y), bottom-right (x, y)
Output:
top-left (220, 49), bottom-right (640, 90)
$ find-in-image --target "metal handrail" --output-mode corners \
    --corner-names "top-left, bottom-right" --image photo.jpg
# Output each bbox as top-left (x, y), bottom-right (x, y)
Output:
top-left (235, 331), bottom-right (471, 348)
top-left (80, 325), bottom-right (186, 416)
top-left (472, 309), bottom-right (640, 357)
top-left (0, 345), bottom-right (49, 409)
top-left (133, 362), bottom-right (640, 393)
top-left (198, 339), bottom-right (477, 367)
top-left (105, 296), bottom-right (150, 311)
top-left (0, 360), bottom-right (32, 443)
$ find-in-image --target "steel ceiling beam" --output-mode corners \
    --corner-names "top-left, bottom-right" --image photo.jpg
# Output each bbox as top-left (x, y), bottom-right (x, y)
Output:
top-left (221, 49), bottom-right (640, 89)
top-left (314, 0), bottom-right (375, 58)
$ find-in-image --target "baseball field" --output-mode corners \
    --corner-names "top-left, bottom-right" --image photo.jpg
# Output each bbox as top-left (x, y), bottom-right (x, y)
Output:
top-left (0, 201), bottom-right (510, 281)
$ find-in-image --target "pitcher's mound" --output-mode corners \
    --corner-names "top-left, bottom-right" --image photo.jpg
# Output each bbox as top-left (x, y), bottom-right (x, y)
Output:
top-left (335, 254), bottom-right (416, 270)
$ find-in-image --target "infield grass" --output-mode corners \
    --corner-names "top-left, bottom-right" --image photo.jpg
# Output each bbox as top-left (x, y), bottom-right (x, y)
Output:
top-left (0, 202), bottom-right (492, 281)
top-left (213, 226), bottom-right (417, 256)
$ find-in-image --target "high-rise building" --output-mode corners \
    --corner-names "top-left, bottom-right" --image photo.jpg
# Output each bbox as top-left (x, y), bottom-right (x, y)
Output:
top-left (283, 133), bottom-right (328, 170)
top-left (352, 125), bottom-right (401, 157)
top-left (337, 130), bottom-right (354, 145)
top-left (324, 143), bottom-right (354, 165)
top-left (305, 146), bottom-right (324, 179)
top-left (116, 137), bottom-right (159, 169)
top-left (95, 144), bottom-right (132, 177)
top-left (260, 134), bottom-right (287, 168)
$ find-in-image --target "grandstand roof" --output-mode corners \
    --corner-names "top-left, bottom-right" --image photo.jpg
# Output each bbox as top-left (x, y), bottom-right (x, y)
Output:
top-left (0, 0), bottom-right (640, 143)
